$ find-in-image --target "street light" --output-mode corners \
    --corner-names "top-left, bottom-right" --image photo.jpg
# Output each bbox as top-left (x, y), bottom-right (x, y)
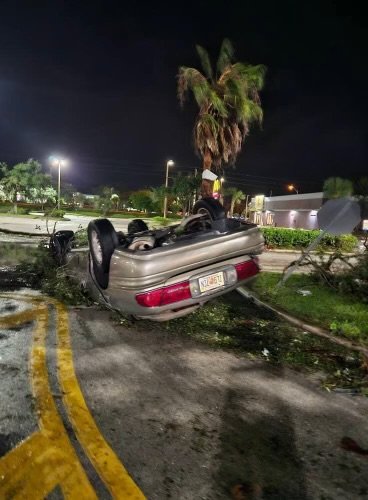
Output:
top-left (288, 184), bottom-right (299, 194)
top-left (51, 157), bottom-right (67, 209)
top-left (163, 159), bottom-right (174, 218)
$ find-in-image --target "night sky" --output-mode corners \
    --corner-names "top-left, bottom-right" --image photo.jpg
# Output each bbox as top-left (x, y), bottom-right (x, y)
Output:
top-left (0, 1), bottom-right (366, 195)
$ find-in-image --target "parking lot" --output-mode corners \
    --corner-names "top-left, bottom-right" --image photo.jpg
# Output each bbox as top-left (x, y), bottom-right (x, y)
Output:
top-left (1, 290), bottom-right (368, 499)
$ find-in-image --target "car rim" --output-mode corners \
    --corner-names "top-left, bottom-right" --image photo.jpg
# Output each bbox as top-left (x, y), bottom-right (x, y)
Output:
top-left (91, 230), bottom-right (103, 265)
top-left (197, 207), bottom-right (212, 220)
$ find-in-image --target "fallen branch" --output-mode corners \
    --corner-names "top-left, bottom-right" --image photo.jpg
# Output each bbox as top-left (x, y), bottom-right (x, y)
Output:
top-left (237, 286), bottom-right (368, 358)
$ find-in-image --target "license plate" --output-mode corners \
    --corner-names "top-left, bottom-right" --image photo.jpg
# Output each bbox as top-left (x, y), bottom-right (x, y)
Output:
top-left (199, 271), bottom-right (225, 293)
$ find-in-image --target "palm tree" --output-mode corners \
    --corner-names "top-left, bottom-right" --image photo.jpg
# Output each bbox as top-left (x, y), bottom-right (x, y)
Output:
top-left (171, 174), bottom-right (201, 215)
top-left (226, 187), bottom-right (246, 217)
top-left (323, 177), bottom-right (353, 199)
top-left (178, 39), bottom-right (266, 196)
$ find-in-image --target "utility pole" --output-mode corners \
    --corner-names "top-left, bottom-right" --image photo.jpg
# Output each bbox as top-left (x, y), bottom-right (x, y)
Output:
top-left (163, 160), bottom-right (174, 218)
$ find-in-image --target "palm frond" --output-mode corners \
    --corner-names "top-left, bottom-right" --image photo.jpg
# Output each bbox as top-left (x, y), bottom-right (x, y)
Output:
top-left (194, 113), bottom-right (220, 162)
top-left (177, 67), bottom-right (207, 106)
top-left (238, 100), bottom-right (263, 125)
top-left (217, 38), bottom-right (234, 74)
top-left (196, 45), bottom-right (213, 81)
top-left (191, 80), bottom-right (212, 108)
top-left (208, 90), bottom-right (228, 118)
top-left (229, 63), bottom-right (267, 90)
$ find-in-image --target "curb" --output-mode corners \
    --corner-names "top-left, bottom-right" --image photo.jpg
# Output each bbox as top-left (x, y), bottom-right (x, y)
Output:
top-left (0, 228), bottom-right (49, 237)
top-left (237, 286), bottom-right (368, 357)
top-left (265, 248), bottom-right (356, 256)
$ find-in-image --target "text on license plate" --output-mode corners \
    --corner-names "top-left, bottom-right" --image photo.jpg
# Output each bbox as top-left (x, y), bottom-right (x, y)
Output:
top-left (199, 272), bottom-right (225, 293)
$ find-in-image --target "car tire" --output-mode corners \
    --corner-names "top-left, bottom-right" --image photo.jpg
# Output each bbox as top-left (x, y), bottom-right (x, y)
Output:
top-left (50, 230), bottom-right (75, 265)
top-left (192, 198), bottom-right (226, 220)
top-left (128, 219), bottom-right (149, 234)
top-left (87, 219), bottom-right (118, 289)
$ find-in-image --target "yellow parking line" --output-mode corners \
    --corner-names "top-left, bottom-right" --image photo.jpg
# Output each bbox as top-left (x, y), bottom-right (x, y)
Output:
top-left (0, 300), bottom-right (97, 499)
top-left (0, 307), bottom-right (37, 329)
top-left (30, 303), bottom-right (97, 499)
top-left (0, 432), bottom-right (70, 498)
top-left (56, 302), bottom-right (146, 499)
top-left (0, 294), bottom-right (145, 498)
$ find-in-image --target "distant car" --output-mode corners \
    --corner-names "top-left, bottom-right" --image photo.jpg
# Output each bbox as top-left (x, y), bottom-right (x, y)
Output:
top-left (53, 198), bottom-right (264, 321)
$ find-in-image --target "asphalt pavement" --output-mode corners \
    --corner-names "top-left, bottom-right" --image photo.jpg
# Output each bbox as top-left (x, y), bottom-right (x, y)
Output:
top-left (1, 290), bottom-right (368, 499)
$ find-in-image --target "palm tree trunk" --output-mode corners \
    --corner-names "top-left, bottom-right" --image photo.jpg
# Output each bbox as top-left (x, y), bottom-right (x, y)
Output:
top-left (230, 199), bottom-right (235, 217)
top-left (201, 150), bottom-right (213, 198)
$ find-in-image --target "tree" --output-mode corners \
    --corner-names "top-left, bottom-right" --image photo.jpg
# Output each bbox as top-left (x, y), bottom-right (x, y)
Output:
top-left (178, 39), bottom-right (266, 196)
top-left (73, 192), bottom-right (86, 209)
top-left (225, 187), bottom-right (246, 216)
top-left (354, 177), bottom-right (368, 199)
top-left (98, 186), bottom-right (115, 216)
top-left (149, 186), bottom-right (168, 214)
top-left (30, 173), bottom-right (56, 210)
top-left (323, 177), bottom-right (353, 199)
top-left (59, 182), bottom-right (77, 205)
top-left (128, 190), bottom-right (153, 213)
top-left (0, 159), bottom-right (43, 213)
top-left (171, 174), bottom-right (201, 215)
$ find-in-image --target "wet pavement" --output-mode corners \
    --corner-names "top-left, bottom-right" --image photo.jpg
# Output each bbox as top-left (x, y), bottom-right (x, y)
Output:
top-left (1, 291), bottom-right (368, 499)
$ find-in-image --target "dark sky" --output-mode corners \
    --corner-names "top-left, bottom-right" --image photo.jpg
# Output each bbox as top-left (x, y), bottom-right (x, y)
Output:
top-left (0, 0), bottom-right (367, 195)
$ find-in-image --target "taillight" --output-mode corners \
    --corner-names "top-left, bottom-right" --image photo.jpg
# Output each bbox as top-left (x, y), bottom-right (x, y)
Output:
top-left (136, 281), bottom-right (192, 308)
top-left (235, 259), bottom-right (259, 281)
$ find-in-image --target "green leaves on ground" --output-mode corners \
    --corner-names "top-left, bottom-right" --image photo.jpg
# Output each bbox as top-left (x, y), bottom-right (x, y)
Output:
top-left (132, 291), bottom-right (367, 392)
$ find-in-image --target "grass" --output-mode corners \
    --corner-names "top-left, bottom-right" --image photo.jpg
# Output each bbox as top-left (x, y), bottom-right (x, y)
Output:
top-left (248, 273), bottom-right (368, 343)
top-left (66, 210), bottom-right (133, 218)
top-left (0, 212), bottom-right (38, 218)
top-left (120, 291), bottom-right (367, 393)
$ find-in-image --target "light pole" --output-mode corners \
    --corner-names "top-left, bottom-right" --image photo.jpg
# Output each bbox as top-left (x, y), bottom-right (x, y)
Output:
top-left (163, 159), bottom-right (174, 218)
top-left (51, 157), bottom-right (67, 209)
top-left (288, 184), bottom-right (299, 194)
top-left (220, 177), bottom-right (225, 204)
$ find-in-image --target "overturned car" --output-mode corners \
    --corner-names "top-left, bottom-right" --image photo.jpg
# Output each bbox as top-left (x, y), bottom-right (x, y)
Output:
top-left (53, 198), bottom-right (264, 321)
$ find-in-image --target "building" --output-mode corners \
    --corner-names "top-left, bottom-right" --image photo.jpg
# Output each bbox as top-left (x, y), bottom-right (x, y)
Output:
top-left (249, 192), bottom-right (324, 229)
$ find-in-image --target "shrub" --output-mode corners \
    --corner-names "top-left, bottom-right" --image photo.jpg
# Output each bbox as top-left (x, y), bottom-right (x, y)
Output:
top-left (45, 209), bottom-right (65, 218)
top-left (15, 207), bottom-right (30, 215)
top-left (261, 227), bottom-right (358, 252)
top-left (337, 253), bottom-right (368, 303)
top-left (336, 234), bottom-right (358, 253)
top-left (73, 228), bottom-right (88, 247)
top-left (150, 216), bottom-right (172, 227)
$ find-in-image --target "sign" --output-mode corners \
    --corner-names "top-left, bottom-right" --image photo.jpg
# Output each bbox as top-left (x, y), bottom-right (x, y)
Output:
top-left (317, 199), bottom-right (361, 235)
top-left (363, 219), bottom-right (368, 231)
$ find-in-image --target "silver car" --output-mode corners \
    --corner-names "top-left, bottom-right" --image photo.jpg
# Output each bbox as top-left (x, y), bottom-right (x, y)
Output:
top-left (58, 199), bottom-right (264, 321)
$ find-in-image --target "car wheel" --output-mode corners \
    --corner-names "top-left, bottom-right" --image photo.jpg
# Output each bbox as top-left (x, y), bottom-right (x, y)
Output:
top-left (87, 219), bottom-right (118, 289)
top-left (193, 198), bottom-right (226, 220)
top-left (50, 230), bottom-right (75, 265)
top-left (128, 219), bottom-right (149, 234)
